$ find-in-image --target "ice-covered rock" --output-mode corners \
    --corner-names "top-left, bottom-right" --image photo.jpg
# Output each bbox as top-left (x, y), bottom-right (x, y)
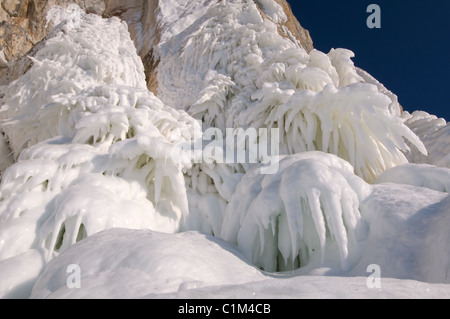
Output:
top-left (221, 152), bottom-right (371, 272)
top-left (402, 111), bottom-right (450, 169)
top-left (0, 0), bottom-right (448, 300)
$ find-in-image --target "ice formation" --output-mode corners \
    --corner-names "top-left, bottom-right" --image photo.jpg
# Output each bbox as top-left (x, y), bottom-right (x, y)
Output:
top-left (155, 0), bottom-right (426, 183)
top-left (0, 0), bottom-right (448, 299)
top-left (221, 152), bottom-right (371, 272)
top-left (0, 13), bottom-right (200, 266)
top-left (0, 14), bottom-right (147, 157)
top-left (402, 111), bottom-right (450, 169)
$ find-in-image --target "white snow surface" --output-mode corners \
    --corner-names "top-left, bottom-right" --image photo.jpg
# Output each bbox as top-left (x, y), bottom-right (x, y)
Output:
top-left (31, 229), bottom-right (265, 299)
top-left (402, 111), bottom-right (450, 169)
top-left (376, 163), bottom-right (450, 193)
top-left (0, 1), bottom-right (449, 299)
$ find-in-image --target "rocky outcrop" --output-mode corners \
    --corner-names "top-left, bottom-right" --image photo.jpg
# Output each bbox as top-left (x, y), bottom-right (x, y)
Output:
top-left (0, 0), bottom-right (105, 84)
top-left (1, 0), bottom-right (313, 91)
top-left (0, 0), bottom-right (105, 61)
top-left (263, 0), bottom-right (314, 53)
top-left (103, 0), bottom-right (160, 94)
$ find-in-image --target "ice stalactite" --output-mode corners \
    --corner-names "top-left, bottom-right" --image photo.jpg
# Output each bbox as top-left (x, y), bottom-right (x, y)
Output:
top-left (0, 13), bottom-right (199, 262)
top-left (221, 152), bottom-right (372, 272)
top-left (156, 0), bottom-right (426, 183)
top-left (0, 13), bottom-right (147, 158)
top-left (402, 111), bottom-right (450, 169)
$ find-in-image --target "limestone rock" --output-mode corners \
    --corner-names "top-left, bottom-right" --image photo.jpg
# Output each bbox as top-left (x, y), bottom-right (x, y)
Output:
top-left (103, 0), bottom-right (159, 94)
top-left (0, 0), bottom-right (105, 62)
top-left (104, 0), bottom-right (313, 94)
top-left (0, 0), bottom-right (313, 91)
top-left (261, 0), bottom-right (314, 53)
top-left (0, 0), bottom-right (105, 84)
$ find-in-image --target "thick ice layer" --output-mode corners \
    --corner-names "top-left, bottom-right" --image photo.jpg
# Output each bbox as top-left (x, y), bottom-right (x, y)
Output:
top-left (251, 83), bottom-right (426, 183)
top-left (255, 0), bottom-right (287, 23)
top-left (0, 14), bottom-right (201, 265)
top-left (0, 84), bottom-right (200, 262)
top-left (0, 13), bottom-right (146, 158)
top-left (221, 152), bottom-right (372, 272)
top-left (31, 229), bottom-right (265, 299)
top-left (157, 0), bottom-right (216, 43)
top-left (0, 0), bottom-right (448, 299)
top-left (155, 0), bottom-right (426, 183)
top-left (402, 111), bottom-right (450, 169)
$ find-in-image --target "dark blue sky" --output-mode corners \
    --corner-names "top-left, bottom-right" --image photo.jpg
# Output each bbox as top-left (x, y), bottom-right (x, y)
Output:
top-left (289, 0), bottom-right (449, 121)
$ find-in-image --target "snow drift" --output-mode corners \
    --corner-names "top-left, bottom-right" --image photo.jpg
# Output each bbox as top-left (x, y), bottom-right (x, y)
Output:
top-left (31, 229), bottom-right (265, 299)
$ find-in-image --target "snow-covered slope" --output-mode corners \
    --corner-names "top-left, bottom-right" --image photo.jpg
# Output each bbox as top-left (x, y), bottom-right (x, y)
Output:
top-left (402, 111), bottom-right (450, 169)
top-left (30, 229), bottom-right (265, 299)
top-left (0, 1), bottom-right (449, 299)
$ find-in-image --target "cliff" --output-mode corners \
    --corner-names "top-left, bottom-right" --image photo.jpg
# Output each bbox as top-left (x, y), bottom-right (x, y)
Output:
top-left (0, 0), bottom-right (313, 89)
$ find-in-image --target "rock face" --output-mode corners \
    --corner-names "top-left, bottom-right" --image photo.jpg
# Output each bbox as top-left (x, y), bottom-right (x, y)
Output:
top-left (103, 0), bottom-right (313, 94)
top-left (0, 0), bottom-right (315, 170)
top-left (265, 0), bottom-right (314, 52)
top-left (0, 0), bottom-right (105, 84)
top-left (0, 0), bottom-right (105, 61)
top-left (103, 0), bottom-right (160, 94)
top-left (0, 0), bottom-right (313, 90)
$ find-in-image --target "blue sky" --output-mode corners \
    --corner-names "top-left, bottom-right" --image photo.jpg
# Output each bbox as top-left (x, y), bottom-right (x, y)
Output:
top-left (289, 0), bottom-right (450, 121)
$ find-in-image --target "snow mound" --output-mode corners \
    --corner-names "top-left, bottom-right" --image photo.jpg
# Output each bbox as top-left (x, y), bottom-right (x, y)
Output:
top-left (422, 195), bottom-right (450, 284)
top-left (0, 250), bottom-right (44, 299)
top-left (0, 13), bottom-right (146, 158)
top-left (353, 184), bottom-right (449, 283)
top-left (31, 228), bottom-right (264, 299)
top-left (376, 164), bottom-right (450, 193)
top-left (402, 111), bottom-right (450, 169)
top-left (221, 152), bottom-right (371, 272)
